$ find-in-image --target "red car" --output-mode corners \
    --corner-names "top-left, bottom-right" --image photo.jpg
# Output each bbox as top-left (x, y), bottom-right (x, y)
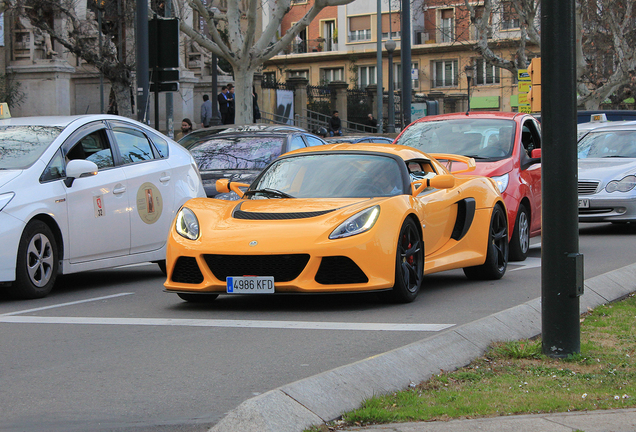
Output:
top-left (394, 112), bottom-right (541, 261)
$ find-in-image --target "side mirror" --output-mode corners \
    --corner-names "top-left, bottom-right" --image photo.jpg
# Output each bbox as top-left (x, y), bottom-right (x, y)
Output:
top-left (64, 159), bottom-right (98, 187)
top-left (411, 174), bottom-right (455, 195)
top-left (216, 178), bottom-right (249, 198)
top-left (531, 148), bottom-right (541, 159)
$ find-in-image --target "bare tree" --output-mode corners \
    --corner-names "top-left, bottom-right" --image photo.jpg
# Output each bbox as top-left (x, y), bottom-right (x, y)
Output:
top-left (5, 0), bottom-right (136, 116)
top-left (422, 0), bottom-right (636, 109)
top-left (176, 0), bottom-right (357, 124)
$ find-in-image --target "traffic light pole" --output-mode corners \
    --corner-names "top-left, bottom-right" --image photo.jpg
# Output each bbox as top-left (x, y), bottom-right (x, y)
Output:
top-left (541, 0), bottom-right (582, 357)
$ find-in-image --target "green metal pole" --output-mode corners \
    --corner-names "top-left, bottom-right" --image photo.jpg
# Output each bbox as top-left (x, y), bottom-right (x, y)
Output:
top-left (541, 0), bottom-right (582, 357)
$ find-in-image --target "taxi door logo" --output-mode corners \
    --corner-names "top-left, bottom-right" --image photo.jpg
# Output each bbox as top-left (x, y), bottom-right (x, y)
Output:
top-left (93, 195), bottom-right (105, 218)
top-left (136, 182), bottom-right (163, 224)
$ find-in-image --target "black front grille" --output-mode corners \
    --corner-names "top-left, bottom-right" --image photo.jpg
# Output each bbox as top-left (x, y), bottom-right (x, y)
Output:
top-left (204, 254), bottom-right (310, 282)
top-left (171, 257), bottom-right (204, 284)
top-left (315, 256), bottom-right (369, 285)
top-left (578, 181), bottom-right (600, 195)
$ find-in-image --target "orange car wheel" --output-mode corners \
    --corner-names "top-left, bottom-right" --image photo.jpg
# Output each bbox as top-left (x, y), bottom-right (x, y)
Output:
top-left (387, 218), bottom-right (424, 303)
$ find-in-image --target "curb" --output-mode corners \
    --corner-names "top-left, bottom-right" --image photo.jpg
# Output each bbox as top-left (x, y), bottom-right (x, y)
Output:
top-left (209, 262), bottom-right (636, 432)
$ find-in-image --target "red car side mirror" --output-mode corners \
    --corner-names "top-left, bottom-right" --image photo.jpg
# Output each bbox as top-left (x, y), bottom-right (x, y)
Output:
top-left (531, 148), bottom-right (541, 159)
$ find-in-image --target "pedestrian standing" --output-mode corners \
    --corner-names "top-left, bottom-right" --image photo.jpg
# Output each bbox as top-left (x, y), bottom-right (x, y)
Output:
top-left (217, 86), bottom-right (230, 124)
top-left (252, 87), bottom-right (261, 122)
top-left (200, 95), bottom-right (212, 128)
top-left (175, 118), bottom-right (193, 141)
top-left (366, 113), bottom-right (377, 132)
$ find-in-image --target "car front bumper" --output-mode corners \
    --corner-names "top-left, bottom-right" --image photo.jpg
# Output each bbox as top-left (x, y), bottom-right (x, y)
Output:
top-left (578, 194), bottom-right (636, 222)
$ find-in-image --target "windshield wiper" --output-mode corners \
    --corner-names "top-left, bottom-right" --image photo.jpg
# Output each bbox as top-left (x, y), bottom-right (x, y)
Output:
top-left (463, 155), bottom-right (488, 160)
top-left (243, 188), bottom-right (295, 199)
top-left (602, 155), bottom-right (630, 158)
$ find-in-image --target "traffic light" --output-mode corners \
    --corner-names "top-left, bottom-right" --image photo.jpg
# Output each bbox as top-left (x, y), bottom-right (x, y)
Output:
top-left (527, 57), bottom-right (541, 112)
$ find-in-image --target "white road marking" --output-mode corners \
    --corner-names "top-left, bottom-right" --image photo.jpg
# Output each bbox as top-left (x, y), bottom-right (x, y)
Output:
top-left (0, 316), bottom-right (454, 332)
top-left (0, 293), bottom-right (135, 316)
top-left (509, 257), bottom-right (542, 272)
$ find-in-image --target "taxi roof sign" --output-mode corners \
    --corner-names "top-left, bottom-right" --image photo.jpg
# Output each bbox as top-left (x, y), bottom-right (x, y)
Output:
top-left (0, 103), bottom-right (11, 119)
top-left (590, 113), bottom-right (608, 123)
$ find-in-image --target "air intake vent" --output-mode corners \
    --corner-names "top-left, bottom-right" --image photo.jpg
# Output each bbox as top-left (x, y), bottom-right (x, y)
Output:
top-left (171, 257), bottom-right (204, 284)
top-left (204, 254), bottom-right (310, 282)
top-left (315, 256), bottom-right (368, 285)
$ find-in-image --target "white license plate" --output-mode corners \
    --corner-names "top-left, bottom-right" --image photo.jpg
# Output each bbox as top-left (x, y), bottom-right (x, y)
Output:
top-left (226, 276), bottom-right (275, 294)
top-left (578, 199), bottom-right (590, 209)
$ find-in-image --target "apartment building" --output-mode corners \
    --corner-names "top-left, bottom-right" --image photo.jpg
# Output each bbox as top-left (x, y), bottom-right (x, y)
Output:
top-left (262, 0), bottom-right (534, 117)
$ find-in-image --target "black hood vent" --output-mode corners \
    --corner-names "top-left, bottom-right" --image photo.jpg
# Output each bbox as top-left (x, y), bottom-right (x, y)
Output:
top-left (232, 202), bottom-right (336, 220)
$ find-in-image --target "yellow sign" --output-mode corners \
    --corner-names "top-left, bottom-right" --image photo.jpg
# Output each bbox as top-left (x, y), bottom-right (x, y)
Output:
top-left (519, 106), bottom-right (532, 113)
top-left (519, 94), bottom-right (529, 105)
top-left (518, 69), bottom-right (530, 81)
top-left (518, 82), bottom-right (531, 93)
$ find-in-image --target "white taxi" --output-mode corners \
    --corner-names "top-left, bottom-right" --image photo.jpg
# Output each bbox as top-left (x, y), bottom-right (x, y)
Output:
top-left (0, 113), bottom-right (205, 299)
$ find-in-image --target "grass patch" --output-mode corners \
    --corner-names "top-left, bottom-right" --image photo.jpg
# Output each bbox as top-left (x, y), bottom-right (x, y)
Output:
top-left (314, 293), bottom-right (636, 430)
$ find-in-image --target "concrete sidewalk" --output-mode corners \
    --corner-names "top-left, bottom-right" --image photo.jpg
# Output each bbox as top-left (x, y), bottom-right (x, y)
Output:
top-left (339, 408), bottom-right (636, 431)
top-left (208, 262), bottom-right (636, 432)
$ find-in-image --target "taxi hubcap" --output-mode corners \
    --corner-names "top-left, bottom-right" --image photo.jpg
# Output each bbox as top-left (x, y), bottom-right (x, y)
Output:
top-left (27, 233), bottom-right (54, 288)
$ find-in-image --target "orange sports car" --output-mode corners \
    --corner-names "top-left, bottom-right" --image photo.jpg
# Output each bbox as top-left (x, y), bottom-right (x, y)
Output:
top-left (164, 144), bottom-right (508, 303)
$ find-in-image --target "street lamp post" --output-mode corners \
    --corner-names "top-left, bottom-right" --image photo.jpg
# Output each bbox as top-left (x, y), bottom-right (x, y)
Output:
top-left (386, 39), bottom-right (396, 133)
top-left (465, 64), bottom-right (474, 115)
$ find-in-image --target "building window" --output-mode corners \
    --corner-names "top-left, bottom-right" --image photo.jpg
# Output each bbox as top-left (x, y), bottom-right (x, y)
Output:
top-left (475, 59), bottom-right (500, 85)
top-left (440, 9), bottom-right (454, 43)
top-left (432, 59), bottom-right (458, 87)
top-left (263, 72), bottom-right (276, 85)
top-left (321, 68), bottom-right (344, 83)
top-left (501, 1), bottom-right (520, 30)
top-left (288, 70), bottom-right (309, 80)
top-left (358, 65), bottom-right (377, 89)
top-left (394, 63), bottom-right (420, 90)
top-left (348, 15), bottom-right (372, 42)
top-left (381, 12), bottom-right (401, 40)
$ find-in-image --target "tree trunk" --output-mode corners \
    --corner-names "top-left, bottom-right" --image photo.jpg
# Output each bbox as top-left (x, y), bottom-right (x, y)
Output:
top-left (233, 67), bottom-right (255, 125)
top-left (112, 80), bottom-right (133, 118)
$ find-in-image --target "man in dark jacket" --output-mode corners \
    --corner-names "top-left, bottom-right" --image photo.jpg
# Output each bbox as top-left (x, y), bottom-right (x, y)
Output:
top-left (329, 110), bottom-right (343, 136)
top-left (217, 86), bottom-right (230, 124)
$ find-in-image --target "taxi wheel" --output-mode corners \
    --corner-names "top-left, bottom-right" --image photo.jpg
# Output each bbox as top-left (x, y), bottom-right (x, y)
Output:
top-left (13, 220), bottom-right (59, 299)
top-left (509, 204), bottom-right (529, 261)
top-left (387, 218), bottom-right (424, 303)
top-left (177, 293), bottom-right (219, 303)
top-left (463, 204), bottom-right (508, 280)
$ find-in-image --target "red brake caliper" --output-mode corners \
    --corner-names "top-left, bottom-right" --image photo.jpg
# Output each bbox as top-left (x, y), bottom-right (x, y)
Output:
top-left (406, 236), bottom-right (414, 265)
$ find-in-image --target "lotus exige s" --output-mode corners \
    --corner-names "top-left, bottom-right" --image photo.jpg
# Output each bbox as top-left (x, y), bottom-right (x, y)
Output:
top-left (164, 144), bottom-right (508, 303)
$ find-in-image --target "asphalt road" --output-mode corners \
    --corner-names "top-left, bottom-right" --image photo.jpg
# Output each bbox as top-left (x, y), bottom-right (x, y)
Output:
top-left (1, 222), bottom-right (635, 432)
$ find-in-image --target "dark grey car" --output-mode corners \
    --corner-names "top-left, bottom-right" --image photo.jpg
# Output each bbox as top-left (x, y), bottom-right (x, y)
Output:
top-left (187, 131), bottom-right (327, 197)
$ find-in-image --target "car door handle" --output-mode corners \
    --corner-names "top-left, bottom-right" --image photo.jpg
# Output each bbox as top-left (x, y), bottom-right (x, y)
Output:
top-left (160, 175), bottom-right (171, 183)
top-left (113, 185), bottom-right (127, 195)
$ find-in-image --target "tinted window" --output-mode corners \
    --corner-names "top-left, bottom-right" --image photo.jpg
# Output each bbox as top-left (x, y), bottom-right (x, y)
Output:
top-left (69, 130), bottom-right (115, 169)
top-left (305, 135), bottom-right (325, 146)
top-left (253, 154), bottom-right (403, 198)
top-left (396, 119), bottom-right (516, 160)
top-left (289, 136), bottom-right (306, 151)
top-left (0, 126), bottom-right (63, 170)
top-left (112, 127), bottom-right (155, 164)
top-left (146, 130), bottom-right (169, 158)
top-left (189, 136), bottom-right (285, 170)
top-left (41, 149), bottom-right (66, 182)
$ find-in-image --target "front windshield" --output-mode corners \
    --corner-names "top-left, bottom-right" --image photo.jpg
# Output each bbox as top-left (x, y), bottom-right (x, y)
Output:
top-left (189, 136), bottom-right (285, 170)
top-left (0, 126), bottom-right (64, 169)
top-left (252, 153), bottom-right (404, 198)
top-left (578, 130), bottom-right (636, 159)
top-left (396, 119), bottom-right (516, 159)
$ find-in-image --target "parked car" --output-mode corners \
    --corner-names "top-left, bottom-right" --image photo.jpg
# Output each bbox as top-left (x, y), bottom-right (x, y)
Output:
top-left (164, 143), bottom-right (508, 304)
top-left (324, 135), bottom-right (395, 144)
top-left (186, 130), bottom-right (327, 198)
top-left (177, 124), bottom-right (306, 149)
top-left (577, 123), bottom-right (636, 223)
top-left (577, 114), bottom-right (636, 140)
top-left (0, 115), bottom-right (205, 299)
top-left (394, 112), bottom-right (542, 261)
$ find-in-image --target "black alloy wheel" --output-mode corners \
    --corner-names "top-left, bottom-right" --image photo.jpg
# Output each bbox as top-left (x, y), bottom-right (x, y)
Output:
top-left (463, 204), bottom-right (508, 280)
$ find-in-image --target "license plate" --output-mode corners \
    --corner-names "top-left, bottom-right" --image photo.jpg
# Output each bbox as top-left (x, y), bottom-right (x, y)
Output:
top-left (226, 276), bottom-right (275, 294)
top-left (578, 199), bottom-right (590, 209)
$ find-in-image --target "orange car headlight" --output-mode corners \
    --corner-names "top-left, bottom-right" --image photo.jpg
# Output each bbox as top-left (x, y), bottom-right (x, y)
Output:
top-left (175, 207), bottom-right (200, 240)
top-left (329, 206), bottom-right (380, 239)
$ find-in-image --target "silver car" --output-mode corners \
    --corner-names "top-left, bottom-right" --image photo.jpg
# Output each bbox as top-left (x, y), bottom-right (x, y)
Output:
top-left (578, 123), bottom-right (636, 223)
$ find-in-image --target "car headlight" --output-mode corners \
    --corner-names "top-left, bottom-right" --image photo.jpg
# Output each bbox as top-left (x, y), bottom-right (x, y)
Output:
top-left (175, 207), bottom-right (200, 240)
top-left (0, 192), bottom-right (15, 212)
top-left (329, 206), bottom-right (380, 239)
top-left (491, 173), bottom-right (509, 193)
top-left (606, 175), bottom-right (636, 193)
